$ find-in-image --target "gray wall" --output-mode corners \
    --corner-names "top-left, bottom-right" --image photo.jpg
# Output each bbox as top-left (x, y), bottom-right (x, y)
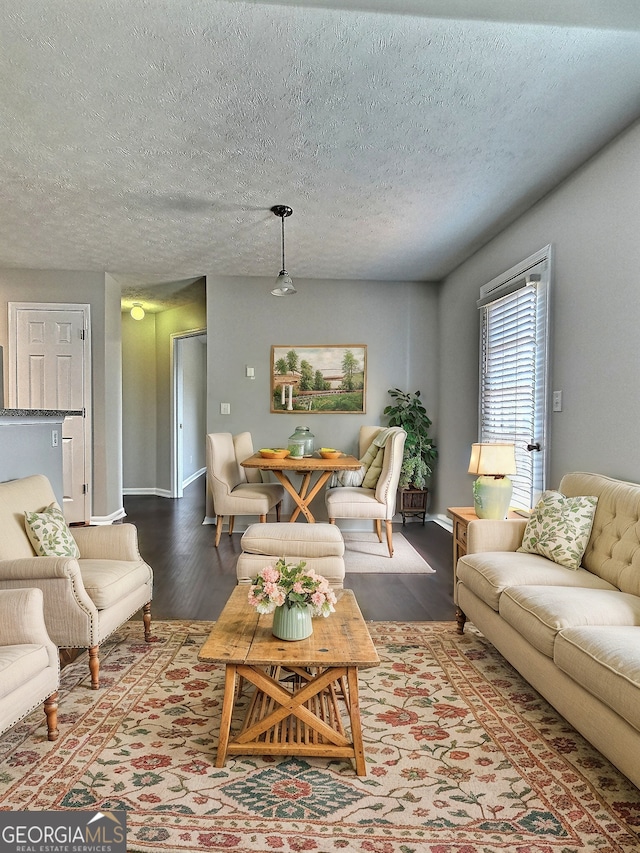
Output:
top-left (122, 309), bottom-right (158, 490)
top-left (437, 118), bottom-right (640, 514)
top-left (206, 275), bottom-right (440, 519)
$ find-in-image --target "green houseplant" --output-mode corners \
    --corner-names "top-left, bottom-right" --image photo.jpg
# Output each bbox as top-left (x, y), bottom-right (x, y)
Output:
top-left (384, 388), bottom-right (437, 490)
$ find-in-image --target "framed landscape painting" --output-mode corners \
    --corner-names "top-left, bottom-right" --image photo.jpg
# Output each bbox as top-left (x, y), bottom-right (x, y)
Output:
top-left (271, 345), bottom-right (367, 413)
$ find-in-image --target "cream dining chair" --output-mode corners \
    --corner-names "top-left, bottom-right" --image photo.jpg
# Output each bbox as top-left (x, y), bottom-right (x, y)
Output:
top-left (206, 432), bottom-right (284, 547)
top-left (325, 426), bottom-right (406, 557)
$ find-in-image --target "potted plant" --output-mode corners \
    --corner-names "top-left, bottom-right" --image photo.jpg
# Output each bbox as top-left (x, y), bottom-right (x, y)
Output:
top-left (384, 388), bottom-right (438, 522)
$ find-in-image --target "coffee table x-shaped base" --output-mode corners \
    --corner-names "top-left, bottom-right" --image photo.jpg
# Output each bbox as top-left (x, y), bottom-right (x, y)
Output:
top-left (217, 662), bottom-right (367, 775)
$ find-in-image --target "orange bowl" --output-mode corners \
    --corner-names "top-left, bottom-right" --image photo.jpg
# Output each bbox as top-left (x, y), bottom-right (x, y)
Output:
top-left (260, 448), bottom-right (290, 459)
top-left (319, 450), bottom-right (342, 459)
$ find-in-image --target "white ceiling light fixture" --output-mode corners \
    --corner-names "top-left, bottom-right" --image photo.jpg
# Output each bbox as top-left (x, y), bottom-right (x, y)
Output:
top-left (130, 303), bottom-right (145, 320)
top-left (270, 205), bottom-right (297, 296)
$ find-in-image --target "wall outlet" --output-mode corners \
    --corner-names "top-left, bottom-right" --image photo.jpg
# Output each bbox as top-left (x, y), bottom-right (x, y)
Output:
top-left (220, 402), bottom-right (231, 415)
top-left (51, 429), bottom-right (59, 447)
top-left (552, 390), bottom-right (563, 412)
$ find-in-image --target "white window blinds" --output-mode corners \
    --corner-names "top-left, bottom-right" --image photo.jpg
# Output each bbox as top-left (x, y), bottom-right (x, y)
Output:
top-left (478, 248), bottom-right (551, 511)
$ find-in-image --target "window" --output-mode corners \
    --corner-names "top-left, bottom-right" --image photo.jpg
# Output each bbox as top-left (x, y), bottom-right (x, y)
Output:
top-left (477, 246), bottom-right (552, 511)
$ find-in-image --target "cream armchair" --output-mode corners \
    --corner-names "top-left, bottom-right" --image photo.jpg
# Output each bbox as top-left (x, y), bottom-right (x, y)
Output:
top-left (0, 474), bottom-right (153, 689)
top-left (206, 432), bottom-right (284, 546)
top-left (0, 587), bottom-right (60, 741)
top-left (325, 426), bottom-right (407, 557)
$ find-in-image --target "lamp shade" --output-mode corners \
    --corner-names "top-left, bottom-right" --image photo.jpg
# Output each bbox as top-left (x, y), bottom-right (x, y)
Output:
top-left (468, 443), bottom-right (516, 476)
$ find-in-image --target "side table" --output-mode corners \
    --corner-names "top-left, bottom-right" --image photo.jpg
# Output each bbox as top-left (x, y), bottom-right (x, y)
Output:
top-left (447, 506), bottom-right (521, 633)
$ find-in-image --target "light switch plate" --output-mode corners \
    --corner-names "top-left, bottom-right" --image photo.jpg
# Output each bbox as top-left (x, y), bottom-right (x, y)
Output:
top-left (220, 402), bottom-right (231, 415)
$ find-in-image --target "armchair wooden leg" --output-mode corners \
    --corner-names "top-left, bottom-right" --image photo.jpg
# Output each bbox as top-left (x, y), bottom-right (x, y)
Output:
top-left (228, 516), bottom-right (235, 536)
top-left (259, 514), bottom-right (266, 522)
top-left (215, 516), bottom-right (224, 547)
top-left (329, 518), bottom-right (335, 525)
top-left (374, 519), bottom-right (382, 542)
top-left (89, 646), bottom-right (100, 690)
top-left (456, 607), bottom-right (467, 635)
top-left (143, 601), bottom-right (152, 642)
top-left (44, 692), bottom-right (59, 741)
top-left (385, 520), bottom-right (393, 557)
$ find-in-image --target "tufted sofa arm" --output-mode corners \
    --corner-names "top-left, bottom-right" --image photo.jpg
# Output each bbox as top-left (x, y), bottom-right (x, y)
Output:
top-left (71, 523), bottom-right (142, 561)
top-left (467, 518), bottom-right (528, 554)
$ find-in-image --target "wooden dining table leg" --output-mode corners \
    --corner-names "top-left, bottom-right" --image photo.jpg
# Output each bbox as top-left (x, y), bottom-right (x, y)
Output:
top-left (272, 469), bottom-right (316, 522)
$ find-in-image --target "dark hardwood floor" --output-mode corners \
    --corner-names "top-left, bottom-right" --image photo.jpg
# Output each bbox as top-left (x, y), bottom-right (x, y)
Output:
top-left (124, 476), bottom-right (456, 623)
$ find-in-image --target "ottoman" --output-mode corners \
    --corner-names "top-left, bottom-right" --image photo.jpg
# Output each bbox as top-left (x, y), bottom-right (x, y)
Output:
top-left (236, 523), bottom-right (345, 588)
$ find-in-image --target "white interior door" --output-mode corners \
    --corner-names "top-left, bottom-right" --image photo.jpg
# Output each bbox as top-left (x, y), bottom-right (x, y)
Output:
top-left (8, 302), bottom-right (91, 523)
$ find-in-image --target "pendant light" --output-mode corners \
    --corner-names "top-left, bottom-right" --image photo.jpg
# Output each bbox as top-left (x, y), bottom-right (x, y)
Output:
top-left (130, 302), bottom-right (145, 321)
top-left (270, 205), bottom-right (297, 296)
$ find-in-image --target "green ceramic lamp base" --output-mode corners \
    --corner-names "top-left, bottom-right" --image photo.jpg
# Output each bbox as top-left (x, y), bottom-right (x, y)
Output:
top-left (473, 475), bottom-right (513, 519)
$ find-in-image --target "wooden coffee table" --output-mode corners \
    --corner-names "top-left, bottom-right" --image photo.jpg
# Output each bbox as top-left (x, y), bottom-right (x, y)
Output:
top-left (198, 586), bottom-right (379, 776)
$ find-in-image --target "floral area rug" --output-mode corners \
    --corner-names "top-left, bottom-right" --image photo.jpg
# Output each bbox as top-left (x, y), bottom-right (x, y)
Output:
top-left (1, 620), bottom-right (639, 853)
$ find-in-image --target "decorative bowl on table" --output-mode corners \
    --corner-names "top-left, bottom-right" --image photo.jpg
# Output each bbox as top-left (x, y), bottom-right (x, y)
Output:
top-left (319, 448), bottom-right (342, 459)
top-left (259, 448), bottom-right (290, 459)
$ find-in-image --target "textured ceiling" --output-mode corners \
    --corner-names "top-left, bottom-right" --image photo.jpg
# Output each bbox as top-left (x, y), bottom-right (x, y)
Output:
top-left (2, 1), bottom-right (640, 309)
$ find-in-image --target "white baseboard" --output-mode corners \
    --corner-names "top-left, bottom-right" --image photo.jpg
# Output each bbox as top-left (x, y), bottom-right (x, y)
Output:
top-left (122, 487), bottom-right (172, 498)
top-left (183, 468), bottom-right (206, 488)
top-left (432, 513), bottom-right (453, 532)
top-left (90, 507), bottom-right (126, 525)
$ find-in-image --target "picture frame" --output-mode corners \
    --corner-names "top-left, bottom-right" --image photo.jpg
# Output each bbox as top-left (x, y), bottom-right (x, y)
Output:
top-left (271, 345), bottom-right (367, 413)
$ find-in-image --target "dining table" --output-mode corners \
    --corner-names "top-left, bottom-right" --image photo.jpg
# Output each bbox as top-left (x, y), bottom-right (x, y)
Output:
top-left (241, 452), bottom-right (361, 523)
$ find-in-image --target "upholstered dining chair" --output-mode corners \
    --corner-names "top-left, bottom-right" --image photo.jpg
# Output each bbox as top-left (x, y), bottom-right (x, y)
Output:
top-left (325, 426), bottom-right (407, 557)
top-left (206, 432), bottom-right (284, 547)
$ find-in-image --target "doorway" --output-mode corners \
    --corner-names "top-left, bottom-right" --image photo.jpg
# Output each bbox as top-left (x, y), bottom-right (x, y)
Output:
top-left (7, 301), bottom-right (92, 523)
top-left (171, 330), bottom-right (207, 498)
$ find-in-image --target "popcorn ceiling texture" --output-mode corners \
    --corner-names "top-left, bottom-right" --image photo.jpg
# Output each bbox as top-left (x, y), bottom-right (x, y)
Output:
top-left (2, 0), bottom-right (640, 299)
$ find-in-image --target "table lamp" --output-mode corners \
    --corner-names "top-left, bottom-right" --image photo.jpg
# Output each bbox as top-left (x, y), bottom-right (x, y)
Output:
top-left (468, 442), bottom-right (516, 519)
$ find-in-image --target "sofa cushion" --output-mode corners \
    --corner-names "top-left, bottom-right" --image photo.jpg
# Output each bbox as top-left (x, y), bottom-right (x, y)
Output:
top-left (499, 586), bottom-right (640, 658)
top-left (456, 550), bottom-right (615, 612)
top-left (517, 490), bottom-right (598, 569)
top-left (24, 501), bottom-right (81, 558)
top-left (0, 644), bottom-right (50, 699)
top-left (555, 626), bottom-right (640, 734)
top-left (79, 559), bottom-right (152, 610)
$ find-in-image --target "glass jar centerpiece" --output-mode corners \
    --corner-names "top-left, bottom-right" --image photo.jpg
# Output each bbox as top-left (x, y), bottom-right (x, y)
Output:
top-left (248, 558), bottom-right (337, 641)
top-left (288, 425), bottom-right (314, 457)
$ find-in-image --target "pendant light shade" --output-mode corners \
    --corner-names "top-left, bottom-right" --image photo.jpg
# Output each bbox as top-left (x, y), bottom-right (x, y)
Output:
top-left (130, 302), bottom-right (145, 321)
top-left (270, 205), bottom-right (297, 296)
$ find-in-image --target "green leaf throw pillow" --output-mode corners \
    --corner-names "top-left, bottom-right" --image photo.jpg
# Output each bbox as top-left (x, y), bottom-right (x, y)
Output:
top-left (24, 501), bottom-right (81, 558)
top-left (517, 490), bottom-right (598, 569)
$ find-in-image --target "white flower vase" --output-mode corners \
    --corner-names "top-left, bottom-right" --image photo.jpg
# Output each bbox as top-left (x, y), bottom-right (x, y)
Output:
top-left (272, 604), bottom-right (313, 641)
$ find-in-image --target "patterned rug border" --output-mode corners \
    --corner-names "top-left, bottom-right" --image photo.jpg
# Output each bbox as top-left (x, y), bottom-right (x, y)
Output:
top-left (1, 619), bottom-right (639, 853)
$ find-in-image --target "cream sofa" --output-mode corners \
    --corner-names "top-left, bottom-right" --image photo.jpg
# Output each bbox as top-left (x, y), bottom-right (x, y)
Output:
top-left (456, 472), bottom-right (640, 789)
top-left (0, 474), bottom-right (153, 689)
top-left (0, 587), bottom-right (60, 741)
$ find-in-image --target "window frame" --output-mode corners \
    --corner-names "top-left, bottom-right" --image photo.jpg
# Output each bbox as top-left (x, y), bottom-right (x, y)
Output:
top-left (477, 245), bottom-right (552, 511)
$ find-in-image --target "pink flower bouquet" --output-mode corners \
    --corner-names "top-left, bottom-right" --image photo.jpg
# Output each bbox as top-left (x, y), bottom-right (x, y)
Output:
top-left (248, 558), bottom-right (337, 617)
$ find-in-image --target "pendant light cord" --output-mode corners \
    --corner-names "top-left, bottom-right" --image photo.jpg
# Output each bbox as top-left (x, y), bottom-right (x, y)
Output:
top-left (281, 214), bottom-right (286, 271)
